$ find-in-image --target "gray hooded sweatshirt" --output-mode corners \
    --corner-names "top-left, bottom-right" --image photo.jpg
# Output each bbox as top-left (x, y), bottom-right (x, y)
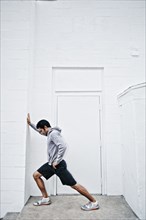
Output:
top-left (30, 123), bottom-right (67, 165)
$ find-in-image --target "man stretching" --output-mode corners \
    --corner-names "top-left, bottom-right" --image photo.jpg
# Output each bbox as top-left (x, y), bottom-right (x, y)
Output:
top-left (27, 113), bottom-right (99, 211)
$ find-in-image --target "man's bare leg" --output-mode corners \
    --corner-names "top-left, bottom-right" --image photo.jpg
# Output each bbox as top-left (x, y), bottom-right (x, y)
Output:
top-left (33, 171), bottom-right (48, 198)
top-left (71, 183), bottom-right (96, 202)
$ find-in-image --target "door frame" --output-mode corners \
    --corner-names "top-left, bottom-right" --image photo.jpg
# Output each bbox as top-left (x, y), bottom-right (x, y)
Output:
top-left (51, 67), bottom-right (107, 195)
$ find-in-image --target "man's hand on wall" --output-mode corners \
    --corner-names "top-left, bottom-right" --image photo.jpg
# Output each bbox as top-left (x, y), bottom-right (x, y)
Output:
top-left (27, 113), bottom-right (31, 125)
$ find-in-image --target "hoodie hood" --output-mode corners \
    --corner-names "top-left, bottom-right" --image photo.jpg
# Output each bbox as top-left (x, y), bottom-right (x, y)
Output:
top-left (51, 127), bottom-right (62, 133)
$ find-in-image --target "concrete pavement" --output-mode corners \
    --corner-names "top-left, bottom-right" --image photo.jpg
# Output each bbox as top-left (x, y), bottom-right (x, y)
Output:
top-left (15, 195), bottom-right (139, 220)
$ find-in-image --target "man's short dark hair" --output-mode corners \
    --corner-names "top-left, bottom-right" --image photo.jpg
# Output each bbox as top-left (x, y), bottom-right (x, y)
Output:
top-left (36, 120), bottom-right (51, 129)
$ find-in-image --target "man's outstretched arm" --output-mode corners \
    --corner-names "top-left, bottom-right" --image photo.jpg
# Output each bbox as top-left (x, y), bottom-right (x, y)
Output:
top-left (27, 113), bottom-right (39, 132)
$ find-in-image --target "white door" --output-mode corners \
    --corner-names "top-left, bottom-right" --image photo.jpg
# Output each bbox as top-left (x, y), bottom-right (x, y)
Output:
top-left (56, 94), bottom-right (101, 194)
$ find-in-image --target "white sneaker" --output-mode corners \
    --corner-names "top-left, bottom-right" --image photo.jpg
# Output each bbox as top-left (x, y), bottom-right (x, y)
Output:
top-left (81, 201), bottom-right (99, 211)
top-left (33, 197), bottom-right (51, 206)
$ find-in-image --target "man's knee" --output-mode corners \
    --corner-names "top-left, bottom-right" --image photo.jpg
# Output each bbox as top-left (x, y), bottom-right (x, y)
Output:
top-left (33, 171), bottom-right (42, 180)
top-left (71, 183), bottom-right (85, 192)
top-left (71, 183), bottom-right (78, 190)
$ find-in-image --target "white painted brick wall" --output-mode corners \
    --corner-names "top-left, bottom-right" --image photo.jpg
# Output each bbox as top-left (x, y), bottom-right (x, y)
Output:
top-left (0, 1), bottom-right (35, 218)
top-left (118, 84), bottom-right (146, 220)
top-left (1, 0), bottom-right (145, 218)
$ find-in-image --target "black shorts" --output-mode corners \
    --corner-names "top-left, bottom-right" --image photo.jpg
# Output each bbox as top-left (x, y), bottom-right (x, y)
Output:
top-left (37, 160), bottom-right (77, 186)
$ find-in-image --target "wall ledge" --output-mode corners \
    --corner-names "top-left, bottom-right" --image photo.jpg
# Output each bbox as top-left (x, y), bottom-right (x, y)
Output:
top-left (117, 82), bottom-right (146, 100)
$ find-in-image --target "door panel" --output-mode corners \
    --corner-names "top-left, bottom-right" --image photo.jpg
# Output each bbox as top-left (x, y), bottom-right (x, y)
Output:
top-left (56, 95), bottom-right (101, 194)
